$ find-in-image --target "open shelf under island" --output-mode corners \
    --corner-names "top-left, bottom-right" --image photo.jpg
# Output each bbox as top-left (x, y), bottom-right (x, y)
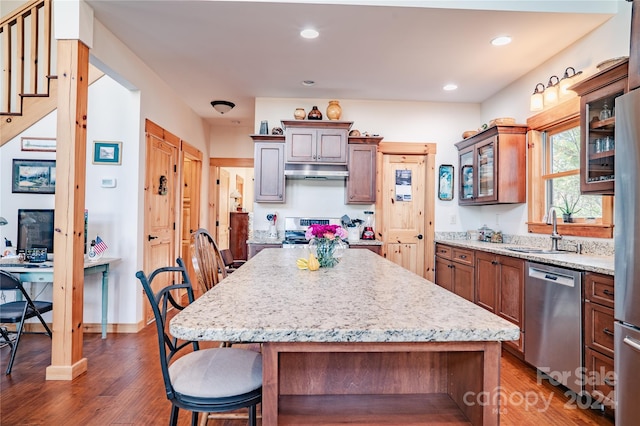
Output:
top-left (170, 248), bottom-right (519, 425)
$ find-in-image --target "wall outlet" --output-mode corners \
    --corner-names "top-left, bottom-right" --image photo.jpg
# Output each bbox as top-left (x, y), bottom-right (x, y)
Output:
top-left (449, 214), bottom-right (457, 225)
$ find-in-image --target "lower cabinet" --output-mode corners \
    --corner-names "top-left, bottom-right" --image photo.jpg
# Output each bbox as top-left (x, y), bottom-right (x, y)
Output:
top-left (583, 272), bottom-right (615, 409)
top-left (348, 243), bottom-right (382, 255)
top-left (247, 243), bottom-right (282, 259)
top-left (434, 244), bottom-right (475, 302)
top-left (475, 251), bottom-right (525, 355)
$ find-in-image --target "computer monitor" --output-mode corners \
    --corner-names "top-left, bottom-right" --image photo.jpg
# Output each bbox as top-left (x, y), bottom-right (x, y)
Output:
top-left (17, 209), bottom-right (55, 256)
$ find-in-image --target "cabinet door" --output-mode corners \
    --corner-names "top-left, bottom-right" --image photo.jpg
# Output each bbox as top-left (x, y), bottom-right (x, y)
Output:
top-left (497, 255), bottom-right (524, 327)
top-left (346, 144), bottom-right (376, 203)
top-left (435, 256), bottom-right (453, 292)
top-left (286, 127), bottom-right (316, 162)
top-left (459, 146), bottom-right (475, 203)
top-left (475, 251), bottom-right (497, 313)
top-left (452, 262), bottom-right (474, 302)
top-left (317, 129), bottom-right (347, 163)
top-left (254, 142), bottom-right (285, 202)
top-left (229, 212), bottom-right (249, 260)
top-left (475, 136), bottom-right (497, 203)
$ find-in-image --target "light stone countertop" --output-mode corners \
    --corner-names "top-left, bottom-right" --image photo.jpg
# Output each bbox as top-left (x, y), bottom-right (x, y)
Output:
top-left (170, 248), bottom-right (519, 343)
top-left (435, 239), bottom-right (614, 276)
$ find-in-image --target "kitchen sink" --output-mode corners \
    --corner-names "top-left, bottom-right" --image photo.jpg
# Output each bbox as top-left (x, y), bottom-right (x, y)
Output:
top-left (507, 247), bottom-right (565, 254)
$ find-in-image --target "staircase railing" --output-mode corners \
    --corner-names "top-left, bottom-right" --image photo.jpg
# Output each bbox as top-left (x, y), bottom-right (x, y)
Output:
top-left (1, 0), bottom-right (53, 116)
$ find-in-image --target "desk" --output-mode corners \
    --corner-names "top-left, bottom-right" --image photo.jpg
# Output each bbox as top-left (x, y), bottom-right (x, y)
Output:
top-left (170, 248), bottom-right (519, 425)
top-left (0, 257), bottom-right (119, 339)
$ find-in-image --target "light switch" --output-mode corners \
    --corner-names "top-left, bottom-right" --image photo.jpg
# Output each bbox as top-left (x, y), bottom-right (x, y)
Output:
top-left (101, 177), bottom-right (117, 188)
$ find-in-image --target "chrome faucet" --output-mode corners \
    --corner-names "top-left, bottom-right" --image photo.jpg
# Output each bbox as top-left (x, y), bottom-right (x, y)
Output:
top-left (546, 208), bottom-right (562, 251)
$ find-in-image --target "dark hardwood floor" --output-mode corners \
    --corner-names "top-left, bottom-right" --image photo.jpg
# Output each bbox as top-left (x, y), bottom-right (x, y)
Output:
top-left (1, 326), bottom-right (615, 426)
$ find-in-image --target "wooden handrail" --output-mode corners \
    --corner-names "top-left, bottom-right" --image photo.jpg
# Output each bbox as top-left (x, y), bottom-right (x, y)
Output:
top-left (0, 0), bottom-right (52, 114)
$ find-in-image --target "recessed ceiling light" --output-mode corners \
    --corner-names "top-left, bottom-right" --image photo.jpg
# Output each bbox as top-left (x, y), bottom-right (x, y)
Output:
top-left (301, 80), bottom-right (315, 87)
top-left (443, 84), bottom-right (458, 91)
top-left (300, 28), bottom-right (319, 39)
top-left (491, 36), bottom-right (512, 46)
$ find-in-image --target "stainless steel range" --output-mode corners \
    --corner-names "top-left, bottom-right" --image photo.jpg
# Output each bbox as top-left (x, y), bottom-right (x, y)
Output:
top-left (282, 217), bottom-right (343, 247)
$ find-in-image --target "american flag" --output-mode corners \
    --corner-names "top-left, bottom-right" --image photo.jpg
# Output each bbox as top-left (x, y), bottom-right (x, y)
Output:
top-left (94, 236), bottom-right (108, 255)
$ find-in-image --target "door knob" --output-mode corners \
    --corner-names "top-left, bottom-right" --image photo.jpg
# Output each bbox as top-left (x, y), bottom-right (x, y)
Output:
top-left (148, 235), bottom-right (158, 241)
top-left (416, 234), bottom-right (423, 240)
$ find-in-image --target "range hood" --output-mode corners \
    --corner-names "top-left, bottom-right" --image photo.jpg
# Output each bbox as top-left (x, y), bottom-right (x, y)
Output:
top-left (284, 163), bottom-right (349, 179)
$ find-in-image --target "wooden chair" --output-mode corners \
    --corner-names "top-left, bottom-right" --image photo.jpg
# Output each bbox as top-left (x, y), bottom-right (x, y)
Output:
top-left (135, 258), bottom-right (262, 426)
top-left (220, 249), bottom-right (246, 274)
top-left (190, 228), bottom-right (227, 293)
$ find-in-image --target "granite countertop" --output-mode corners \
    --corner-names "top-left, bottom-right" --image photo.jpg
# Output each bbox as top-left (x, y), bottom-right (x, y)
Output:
top-left (435, 239), bottom-right (614, 276)
top-left (170, 248), bottom-right (519, 343)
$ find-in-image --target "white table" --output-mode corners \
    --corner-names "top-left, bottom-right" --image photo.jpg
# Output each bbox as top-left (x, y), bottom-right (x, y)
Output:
top-left (0, 257), bottom-right (119, 339)
top-left (171, 248), bottom-right (519, 425)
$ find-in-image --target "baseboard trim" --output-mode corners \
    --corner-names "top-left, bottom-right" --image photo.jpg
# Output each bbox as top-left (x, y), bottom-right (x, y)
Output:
top-left (20, 321), bottom-right (146, 334)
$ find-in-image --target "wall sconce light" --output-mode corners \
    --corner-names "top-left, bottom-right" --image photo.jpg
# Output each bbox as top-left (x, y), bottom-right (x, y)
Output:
top-left (0, 217), bottom-right (7, 226)
top-left (559, 67), bottom-right (583, 98)
top-left (543, 76), bottom-right (560, 106)
top-left (530, 83), bottom-right (545, 111)
top-left (210, 100), bottom-right (235, 114)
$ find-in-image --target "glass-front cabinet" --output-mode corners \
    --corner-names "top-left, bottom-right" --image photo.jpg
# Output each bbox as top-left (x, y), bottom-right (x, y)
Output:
top-left (571, 58), bottom-right (628, 195)
top-left (455, 125), bottom-right (527, 205)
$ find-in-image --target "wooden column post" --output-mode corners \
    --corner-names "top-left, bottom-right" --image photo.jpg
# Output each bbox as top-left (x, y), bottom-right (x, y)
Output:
top-left (45, 39), bottom-right (89, 381)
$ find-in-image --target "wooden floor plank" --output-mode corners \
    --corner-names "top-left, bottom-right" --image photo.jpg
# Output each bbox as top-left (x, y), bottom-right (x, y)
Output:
top-left (0, 327), bottom-right (615, 426)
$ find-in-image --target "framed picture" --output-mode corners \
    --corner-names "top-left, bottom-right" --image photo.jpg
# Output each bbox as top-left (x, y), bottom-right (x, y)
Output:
top-left (438, 164), bottom-right (454, 201)
top-left (12, 159), bottom-right (56, 194)
top-left (93, 141), bottom-right (122, 165)
top-left (21, 137), bottom-right (56, 152)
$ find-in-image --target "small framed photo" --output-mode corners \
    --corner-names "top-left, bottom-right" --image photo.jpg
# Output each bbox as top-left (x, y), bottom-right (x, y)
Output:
top-left (438, 164), bottom-right (454, 201)
top-left (93, 141), bottom-right (122, 165)
top-left (12, 159), bottom-right (56, 194)
top-left (21, 137), bottom-right (56, 152)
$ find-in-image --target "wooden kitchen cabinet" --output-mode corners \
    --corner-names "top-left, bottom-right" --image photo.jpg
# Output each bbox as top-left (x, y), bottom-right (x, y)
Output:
top-left (247, 243), bottom-right (282, 259)
top-left (570, 58), bottom-right (628, 195)
top-left (229, 212), bottom-right (249, 261)
top-left (583, 272), bottom-right (615, 408)
top-left (345, 137), bottom-right (381, 204)
top-left (455, 125), bottom-right (527, 205)
top-left (348, 243), bottom-right (382, 255)
top-left (252, 135), bottom-right (285, 202)
top-left (434, 243), bottom-right (475, 302)
top-left (475, 251), bottom-right (525, 355)
top-left (282, 120), bottom-right (351, 164)
top-left (629, 1), bottom-right (639, 91)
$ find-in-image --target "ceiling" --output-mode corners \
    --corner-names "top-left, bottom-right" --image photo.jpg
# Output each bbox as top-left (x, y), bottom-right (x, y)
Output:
top-left (84, 0), bottom-right (616, 127)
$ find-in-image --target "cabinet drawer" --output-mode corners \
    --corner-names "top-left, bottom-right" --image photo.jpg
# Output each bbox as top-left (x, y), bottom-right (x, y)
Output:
top-left (584, 272), bottom-right (614, 308)
top-left (452, 248), bottom-right (474, 266)
top-left (585, 301), bottom-right (615, 357)
top-left (584, 347), bottom-right (615, 408)
top-left (435, 244), bottom-right (452, 260)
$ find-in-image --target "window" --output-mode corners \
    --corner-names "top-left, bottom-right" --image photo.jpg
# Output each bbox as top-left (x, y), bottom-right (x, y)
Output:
top-left (527, 98), bottom-right (613, 238)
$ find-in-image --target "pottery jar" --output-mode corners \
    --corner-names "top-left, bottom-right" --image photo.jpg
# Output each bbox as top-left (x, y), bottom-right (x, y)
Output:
top-left (308, 106), bottom-right (322, 120)
top-left (294, 108), bottom-right (306, 120)
top-left (326, 100), bottom-right (342, 120)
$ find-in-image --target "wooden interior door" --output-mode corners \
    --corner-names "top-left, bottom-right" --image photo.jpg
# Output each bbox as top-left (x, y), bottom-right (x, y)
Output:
top-left (218, 169), bottom-right (230, 249)
top-left (180, 143), bottom-right (202, 285)
top-left (380, 154), bottom-right (426, 277)
top-left (144, 122), bottom-right (179, 324)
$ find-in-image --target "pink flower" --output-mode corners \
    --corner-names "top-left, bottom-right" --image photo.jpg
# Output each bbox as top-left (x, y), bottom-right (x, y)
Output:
top-left (305, 224), bottom-right (347, 241)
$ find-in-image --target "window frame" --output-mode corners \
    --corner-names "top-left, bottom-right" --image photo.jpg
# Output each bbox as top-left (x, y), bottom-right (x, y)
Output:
top-left (526, 98), bottom-right (613, 239)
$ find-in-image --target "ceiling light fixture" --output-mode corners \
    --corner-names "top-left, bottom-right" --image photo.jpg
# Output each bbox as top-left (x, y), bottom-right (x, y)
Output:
top-left (559, 67), bottom-right (583, 98)
top-left (301, 80), bottom-right (315, 87)
top-left (530, 83), bottom-right (545, 111)
top-left (543, 75), bottom-right (560, 105)
top-left (210, 100), bottom-right (235, 114)
top-left (443, 83), bottom-right (458, 91)
top-left (300, 28), bottom-right (319, 39)
top-left (491, 36), bottom-right (512, 46)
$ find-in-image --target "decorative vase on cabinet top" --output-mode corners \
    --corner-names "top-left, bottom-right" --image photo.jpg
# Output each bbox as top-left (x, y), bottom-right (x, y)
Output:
top-left (294, 108), bottom-right (306, 120)
top-left (308, 106), bottom-right (323, 120)
top-left (326, 100), bottom-right (342, 120)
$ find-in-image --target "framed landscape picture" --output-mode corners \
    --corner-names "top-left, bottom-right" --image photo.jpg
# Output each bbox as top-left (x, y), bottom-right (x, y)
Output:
top-left (93, 141), bottom-right (122, 165)
top-left (12, 159), bottom-right (56, 194)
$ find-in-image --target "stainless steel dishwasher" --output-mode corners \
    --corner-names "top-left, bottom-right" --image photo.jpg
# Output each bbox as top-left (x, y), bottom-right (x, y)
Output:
top-left (524, 261), bottom-right (583, 395)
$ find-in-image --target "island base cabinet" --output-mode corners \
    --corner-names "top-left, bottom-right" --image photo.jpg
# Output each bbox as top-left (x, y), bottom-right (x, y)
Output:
top-left (262, 341), bottom-right (502, 426)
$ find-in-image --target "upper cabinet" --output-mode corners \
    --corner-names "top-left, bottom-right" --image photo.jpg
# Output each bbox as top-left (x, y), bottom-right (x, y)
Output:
top-left (282, 120), bottom-right (351, 164)
top-left (455, 125), bottom-right (527, 205)
top-left (629, 1), bottom-right (639, 91)
top-left (570, 59), bottom-right (628, 195)
top-left (252, 135), bottom-right (285, 203)
top-left (346, 137), bottom-right (382, 204)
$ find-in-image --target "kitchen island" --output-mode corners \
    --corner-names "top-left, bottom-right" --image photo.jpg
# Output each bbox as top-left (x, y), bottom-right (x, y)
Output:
top-left (171, 248), bottom-right (519, 425)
